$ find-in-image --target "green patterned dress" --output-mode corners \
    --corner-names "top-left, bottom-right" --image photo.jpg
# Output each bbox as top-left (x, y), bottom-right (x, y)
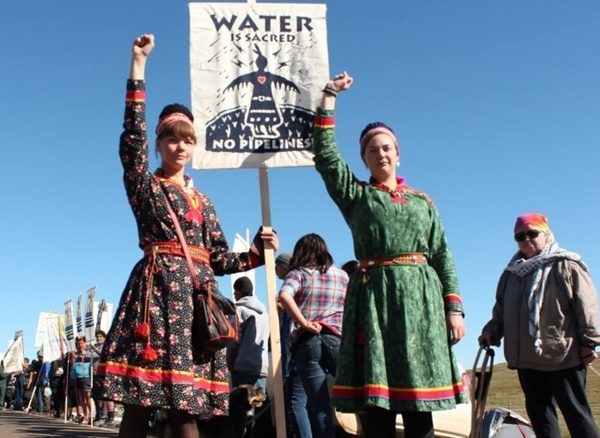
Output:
top-left (313, 110), bottom-right (467, 413)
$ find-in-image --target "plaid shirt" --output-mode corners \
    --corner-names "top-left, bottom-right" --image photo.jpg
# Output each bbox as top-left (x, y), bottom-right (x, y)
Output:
top-left (279, 265), bottom-right (348, 342)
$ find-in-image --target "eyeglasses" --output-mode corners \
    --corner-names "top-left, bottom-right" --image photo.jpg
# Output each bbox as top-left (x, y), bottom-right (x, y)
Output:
top-left (514, 230), bottom-right (541, 242)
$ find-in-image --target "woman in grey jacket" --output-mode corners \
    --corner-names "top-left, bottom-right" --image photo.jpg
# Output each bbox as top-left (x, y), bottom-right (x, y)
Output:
top-left (479, 213), bottom-right (600, 438)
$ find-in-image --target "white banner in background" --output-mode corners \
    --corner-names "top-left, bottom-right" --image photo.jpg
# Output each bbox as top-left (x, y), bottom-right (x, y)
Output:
top-left (95, 299), bottom-right (114, 335)
top-left (34, 312), bottom-right (66, 360)
top-left (3, 333), bottom-right (24, 374)
top-left (42, 314), bottom-right (66, 362)
top-left (85, 287), bottom-right (96, 340)
top-left (75, 294), bottom-right (84, 337)
top-left (229, 232), bottom-right (256, 298)
top-left (34, 312), bottom-right (51, 348)
top-left (190, 2), bottom-right (329, 169)
top-left (64, 299), bottom-right (76, 352)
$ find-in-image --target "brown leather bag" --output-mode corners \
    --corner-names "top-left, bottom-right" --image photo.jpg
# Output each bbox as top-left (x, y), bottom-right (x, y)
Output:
top-left (163, 193), bottom-right (238, 353)
top-left (191, 281), bottom-right (238, 352)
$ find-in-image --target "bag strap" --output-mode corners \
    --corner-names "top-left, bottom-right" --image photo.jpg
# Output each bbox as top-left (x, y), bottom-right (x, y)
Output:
top-left (162, 189), bottom-right (213, 302)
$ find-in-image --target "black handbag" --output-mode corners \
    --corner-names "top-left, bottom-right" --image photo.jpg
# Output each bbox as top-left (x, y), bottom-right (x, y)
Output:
top-left (191, 281), bottom-right (238, 352)
top-left (163, 193), bottom-right (238, 353)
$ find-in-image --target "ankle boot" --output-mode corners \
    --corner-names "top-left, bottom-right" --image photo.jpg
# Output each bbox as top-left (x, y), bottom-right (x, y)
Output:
top-left (104, 410), bottom-right (115, 427)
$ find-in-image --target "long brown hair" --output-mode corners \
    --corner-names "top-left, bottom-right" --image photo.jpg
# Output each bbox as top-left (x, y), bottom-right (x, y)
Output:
top-left (289, 233), bottom-right (333, 274)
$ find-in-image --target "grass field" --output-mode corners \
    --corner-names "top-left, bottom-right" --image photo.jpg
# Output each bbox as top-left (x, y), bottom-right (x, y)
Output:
top-left (477, 361), bottom-right (600, 436)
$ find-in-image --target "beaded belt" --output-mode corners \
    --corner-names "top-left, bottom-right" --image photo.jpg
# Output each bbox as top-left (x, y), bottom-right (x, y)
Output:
top-left (359, 253), bottom-right (427, 283)
top-left (359, 253), bottom-right (427, 269)
top-left (144, 242), bottom-right (210, 265)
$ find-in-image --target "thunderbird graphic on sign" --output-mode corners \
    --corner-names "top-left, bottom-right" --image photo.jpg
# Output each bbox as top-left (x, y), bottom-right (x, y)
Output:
top-left (224, 45), bottom-right (299, 138)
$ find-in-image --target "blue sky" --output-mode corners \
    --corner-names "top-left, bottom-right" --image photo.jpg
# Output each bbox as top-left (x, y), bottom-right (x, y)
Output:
top-left (1, 0), bottom-right (599, 370)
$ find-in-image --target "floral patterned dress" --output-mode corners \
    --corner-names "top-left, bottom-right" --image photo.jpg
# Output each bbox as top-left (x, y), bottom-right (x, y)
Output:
top-left (94, 80), bottom-right (258, 417)
top-left (313, 111), bottom-right (468, 413)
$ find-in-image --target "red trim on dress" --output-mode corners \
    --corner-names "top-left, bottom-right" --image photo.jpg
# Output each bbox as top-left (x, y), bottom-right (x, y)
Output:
top-left (369, 177), bottom-right (408, 205)
top-left (97, 361), bottom-right (230, 394)
top-left (332, 382), bottom-right (464, 402)
top-left (183, 190), bottom-right (205, 225)
top-left (155, 172), bottom-right (205, 225)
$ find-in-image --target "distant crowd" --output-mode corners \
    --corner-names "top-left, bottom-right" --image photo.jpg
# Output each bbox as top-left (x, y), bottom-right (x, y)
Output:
top-left (0, 331), bottom-right (116, 428)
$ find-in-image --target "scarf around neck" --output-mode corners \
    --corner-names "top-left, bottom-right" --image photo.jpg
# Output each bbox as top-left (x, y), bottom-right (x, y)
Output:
top-left (505, 242), bottom-right (586, 356)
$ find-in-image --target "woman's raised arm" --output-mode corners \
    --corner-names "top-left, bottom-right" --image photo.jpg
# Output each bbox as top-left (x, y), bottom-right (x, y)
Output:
top-left (129, 33), bottom-right (155, 80)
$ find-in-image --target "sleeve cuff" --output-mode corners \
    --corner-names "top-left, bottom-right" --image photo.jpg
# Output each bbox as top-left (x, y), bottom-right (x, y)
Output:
top-left (246, 250), bottom-right (264, 269)
top-left (314, 113), bottom-right (335, 129)
top-left (444, 292), bottom-right (464, 314)
top-left (126, 80), bottom-right (146, 101)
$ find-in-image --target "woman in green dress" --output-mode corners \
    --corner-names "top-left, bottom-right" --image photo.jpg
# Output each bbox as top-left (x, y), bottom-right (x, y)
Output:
top-left (313, 72), bottom-right (467, 438)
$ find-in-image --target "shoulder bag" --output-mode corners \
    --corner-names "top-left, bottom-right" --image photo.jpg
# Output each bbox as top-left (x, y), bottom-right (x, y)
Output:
top-left (163, 193), bottom-right (238, 353)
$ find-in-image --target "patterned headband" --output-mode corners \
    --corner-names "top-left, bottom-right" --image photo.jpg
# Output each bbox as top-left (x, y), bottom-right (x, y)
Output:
top-left (155, 112), bottom-right (195, 136)
top-left (514, 213), bottom-right (549, 233)
top-left (360, 126), bottom-right (399, 156)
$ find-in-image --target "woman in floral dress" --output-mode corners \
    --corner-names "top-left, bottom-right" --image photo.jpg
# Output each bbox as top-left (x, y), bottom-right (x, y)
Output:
top-left (94, 34), bottom-right (277, 438)
top-left (312, 73), bottom-right (467, 438)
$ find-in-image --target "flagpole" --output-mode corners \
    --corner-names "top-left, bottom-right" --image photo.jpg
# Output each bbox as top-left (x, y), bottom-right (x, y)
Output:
top-left (64, 355), bottom-right (70, 423)
top-left (89, 340), bottom-right (94, 429)
top-left (258, 167), bottom-right (286, 438)
top-left (23, 328), bottom-right (38, 414)
top-left (241, 11), bottom-right (283, 437)
top-left (85, 287), bottom-right (96, 427)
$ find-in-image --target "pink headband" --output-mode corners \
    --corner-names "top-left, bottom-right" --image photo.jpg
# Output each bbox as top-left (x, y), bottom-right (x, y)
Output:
top-left (360, 127), bottom-right (399, 156)
top-left (155, 113), bottom-right (195, 136)
top-left (514, 213), bottom-right (549, 233)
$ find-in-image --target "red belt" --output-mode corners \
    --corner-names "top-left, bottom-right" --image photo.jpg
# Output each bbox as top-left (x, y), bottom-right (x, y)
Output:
top-left (144, 242), bottom-right (210, 265)
top-left (359, 253), bottom-right (427, 269)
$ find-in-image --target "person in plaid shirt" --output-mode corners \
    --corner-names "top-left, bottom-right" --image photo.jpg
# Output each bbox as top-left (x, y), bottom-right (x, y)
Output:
top-left (278, 233), bottom-right (348, 438)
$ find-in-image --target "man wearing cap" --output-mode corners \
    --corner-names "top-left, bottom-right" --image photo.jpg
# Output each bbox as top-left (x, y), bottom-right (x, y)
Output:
top-left (275, 253), bottom-right (291, 280)
top-left (30, 351), bottom-right (50, 414)
top-left (228, 277), bottom-right (270, 393)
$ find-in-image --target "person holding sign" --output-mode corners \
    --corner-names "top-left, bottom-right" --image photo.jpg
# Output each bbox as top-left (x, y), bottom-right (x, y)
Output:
top-left (70, 337), bottom-right (92, 424)
top-left (312, 72), bottom-right (467, 438)
top-left (94, 34), bottom-right (277, 438)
